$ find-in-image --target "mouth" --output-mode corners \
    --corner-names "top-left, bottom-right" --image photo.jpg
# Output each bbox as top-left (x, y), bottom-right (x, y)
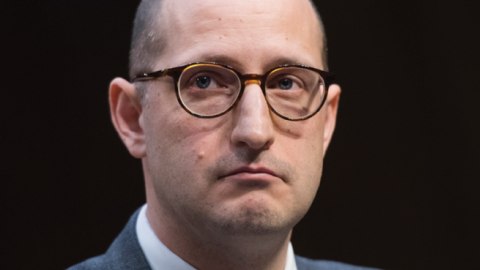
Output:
top-left (219, 166), bottom-right (281, 182)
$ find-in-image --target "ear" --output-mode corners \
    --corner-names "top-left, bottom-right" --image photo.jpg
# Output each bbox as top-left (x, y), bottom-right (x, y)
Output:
top-left (109, 78), bottom-right (146, 158)
top-left (322, 84), bottom-right (341, 156)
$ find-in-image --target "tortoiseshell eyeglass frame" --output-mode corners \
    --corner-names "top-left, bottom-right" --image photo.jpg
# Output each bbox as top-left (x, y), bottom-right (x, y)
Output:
top-left (131, 62), bottom-right (335, 121)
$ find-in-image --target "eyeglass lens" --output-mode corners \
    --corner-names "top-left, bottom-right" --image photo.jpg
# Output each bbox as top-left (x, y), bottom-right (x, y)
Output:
top-left (265, 67), bottom-right (325, 119)
top-left (179, 65), bottom-right (241, 117)
top-left (177, 64), bottom-right (325, 119)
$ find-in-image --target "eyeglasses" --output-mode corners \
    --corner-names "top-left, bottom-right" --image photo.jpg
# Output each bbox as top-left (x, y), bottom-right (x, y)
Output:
top-left (131, 62), bottom-right (335, 121)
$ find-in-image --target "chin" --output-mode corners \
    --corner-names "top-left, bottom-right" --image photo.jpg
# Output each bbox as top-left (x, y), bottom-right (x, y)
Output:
top-left (211, 200), bottom-right (297, 236)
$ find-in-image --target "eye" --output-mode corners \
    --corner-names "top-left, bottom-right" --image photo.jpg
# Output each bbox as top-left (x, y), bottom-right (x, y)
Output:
top-left (278, 78), bottom-right (293, 90)
top-left (196, 76), bottom-right (211, 89)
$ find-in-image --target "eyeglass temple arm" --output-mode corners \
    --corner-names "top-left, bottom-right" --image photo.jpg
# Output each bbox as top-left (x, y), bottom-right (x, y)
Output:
top-left (322, 73), bottom-right (336, 90)
top-left (131, 69), bottom-right (168, 82)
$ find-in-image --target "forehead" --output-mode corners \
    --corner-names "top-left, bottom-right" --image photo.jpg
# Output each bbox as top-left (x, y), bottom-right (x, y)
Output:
top-left (156, 0), bottom-right (323, 72)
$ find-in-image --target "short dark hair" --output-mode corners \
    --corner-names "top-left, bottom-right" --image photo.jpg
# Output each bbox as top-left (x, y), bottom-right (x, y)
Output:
top-left (129, 0), bottom-right (165, 102)
top-left (129, 0), bottom-right (328, 102)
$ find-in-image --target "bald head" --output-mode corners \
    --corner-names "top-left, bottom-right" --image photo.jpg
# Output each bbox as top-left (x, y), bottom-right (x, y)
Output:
top-left (129, 0), bottom-right (329, 99)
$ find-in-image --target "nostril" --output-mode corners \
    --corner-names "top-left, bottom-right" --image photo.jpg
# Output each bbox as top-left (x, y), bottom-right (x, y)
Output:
top-left (247, 131), bottom-right (272, 149)
top-left (231, 120), bottom-right (275, 150)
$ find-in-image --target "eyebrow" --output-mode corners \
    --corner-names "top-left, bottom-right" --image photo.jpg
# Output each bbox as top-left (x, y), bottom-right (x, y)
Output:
top-left (269, 56), bottom-right (313, 67)
top-left (190, 54), bottom-right (314, 73)
top-left (194, 54), bottom-right (243, 69)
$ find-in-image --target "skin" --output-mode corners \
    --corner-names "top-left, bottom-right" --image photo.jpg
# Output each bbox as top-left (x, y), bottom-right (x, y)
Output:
top-left (110, 0), bottom-right (341, 269)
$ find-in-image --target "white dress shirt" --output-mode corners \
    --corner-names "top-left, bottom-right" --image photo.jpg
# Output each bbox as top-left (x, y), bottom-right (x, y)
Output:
top-left (136, 204), bottom-right (298, 270)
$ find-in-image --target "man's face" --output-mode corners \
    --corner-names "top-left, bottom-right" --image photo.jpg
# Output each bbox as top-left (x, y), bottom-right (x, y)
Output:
top-left (139, 0), bottom-right (336, 236)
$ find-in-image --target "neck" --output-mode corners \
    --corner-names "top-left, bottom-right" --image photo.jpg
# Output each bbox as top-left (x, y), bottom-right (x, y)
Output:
top-left (145, 187), bottom-right (292, 270)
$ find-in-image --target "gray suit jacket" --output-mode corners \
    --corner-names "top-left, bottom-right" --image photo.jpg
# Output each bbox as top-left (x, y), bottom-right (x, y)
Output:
top-left (68, 210), bottom-right (380, 270)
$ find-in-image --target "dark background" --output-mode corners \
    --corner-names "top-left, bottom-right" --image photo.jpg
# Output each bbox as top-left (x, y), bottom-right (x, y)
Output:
top-left (2, 0), bottom-right (479, 269)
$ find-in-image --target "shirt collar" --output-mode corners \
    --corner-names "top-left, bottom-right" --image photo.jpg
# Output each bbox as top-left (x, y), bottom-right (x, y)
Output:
top-left (136, 204), bottom-right (297, 270)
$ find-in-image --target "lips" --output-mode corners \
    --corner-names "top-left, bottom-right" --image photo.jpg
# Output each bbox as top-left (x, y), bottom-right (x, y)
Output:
top-left (219, 166), bottom-right (280, 182)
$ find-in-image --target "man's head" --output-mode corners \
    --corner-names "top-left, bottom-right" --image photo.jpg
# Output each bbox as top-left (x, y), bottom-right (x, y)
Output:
top-left (110, 0), bottom-right (340, 246)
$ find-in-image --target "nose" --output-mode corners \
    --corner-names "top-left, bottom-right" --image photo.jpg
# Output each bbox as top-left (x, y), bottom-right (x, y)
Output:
top-left (231, 83), bottom-right (275, 150)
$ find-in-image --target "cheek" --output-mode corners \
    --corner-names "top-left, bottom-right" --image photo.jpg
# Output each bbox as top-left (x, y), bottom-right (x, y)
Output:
top-left (142, 116), bottom-right (217, 206)
top-left (273, 111), bottom-right (325, 162)
top-left (273, 113), bottom-right (325, 193)
top-left (143, 83), bottom-right (226, 157)
top-left (142, 94), bottom-right (230, 188)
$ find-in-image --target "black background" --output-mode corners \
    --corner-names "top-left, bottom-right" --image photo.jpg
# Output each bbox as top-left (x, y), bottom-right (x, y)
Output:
top-left (2, 0), bottom-right (479, 269)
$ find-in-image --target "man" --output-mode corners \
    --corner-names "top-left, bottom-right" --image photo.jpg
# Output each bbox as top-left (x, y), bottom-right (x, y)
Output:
top-left (69, 0), bottom-right (380, 269)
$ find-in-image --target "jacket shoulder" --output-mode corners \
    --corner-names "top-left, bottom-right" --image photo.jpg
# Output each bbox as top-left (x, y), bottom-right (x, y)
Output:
top-left (67, 255), bottom-right (107, 270)
top-left (295, 255), bottom-right (382, 270)
top-left (67, 208), bottom-right (151, 270)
